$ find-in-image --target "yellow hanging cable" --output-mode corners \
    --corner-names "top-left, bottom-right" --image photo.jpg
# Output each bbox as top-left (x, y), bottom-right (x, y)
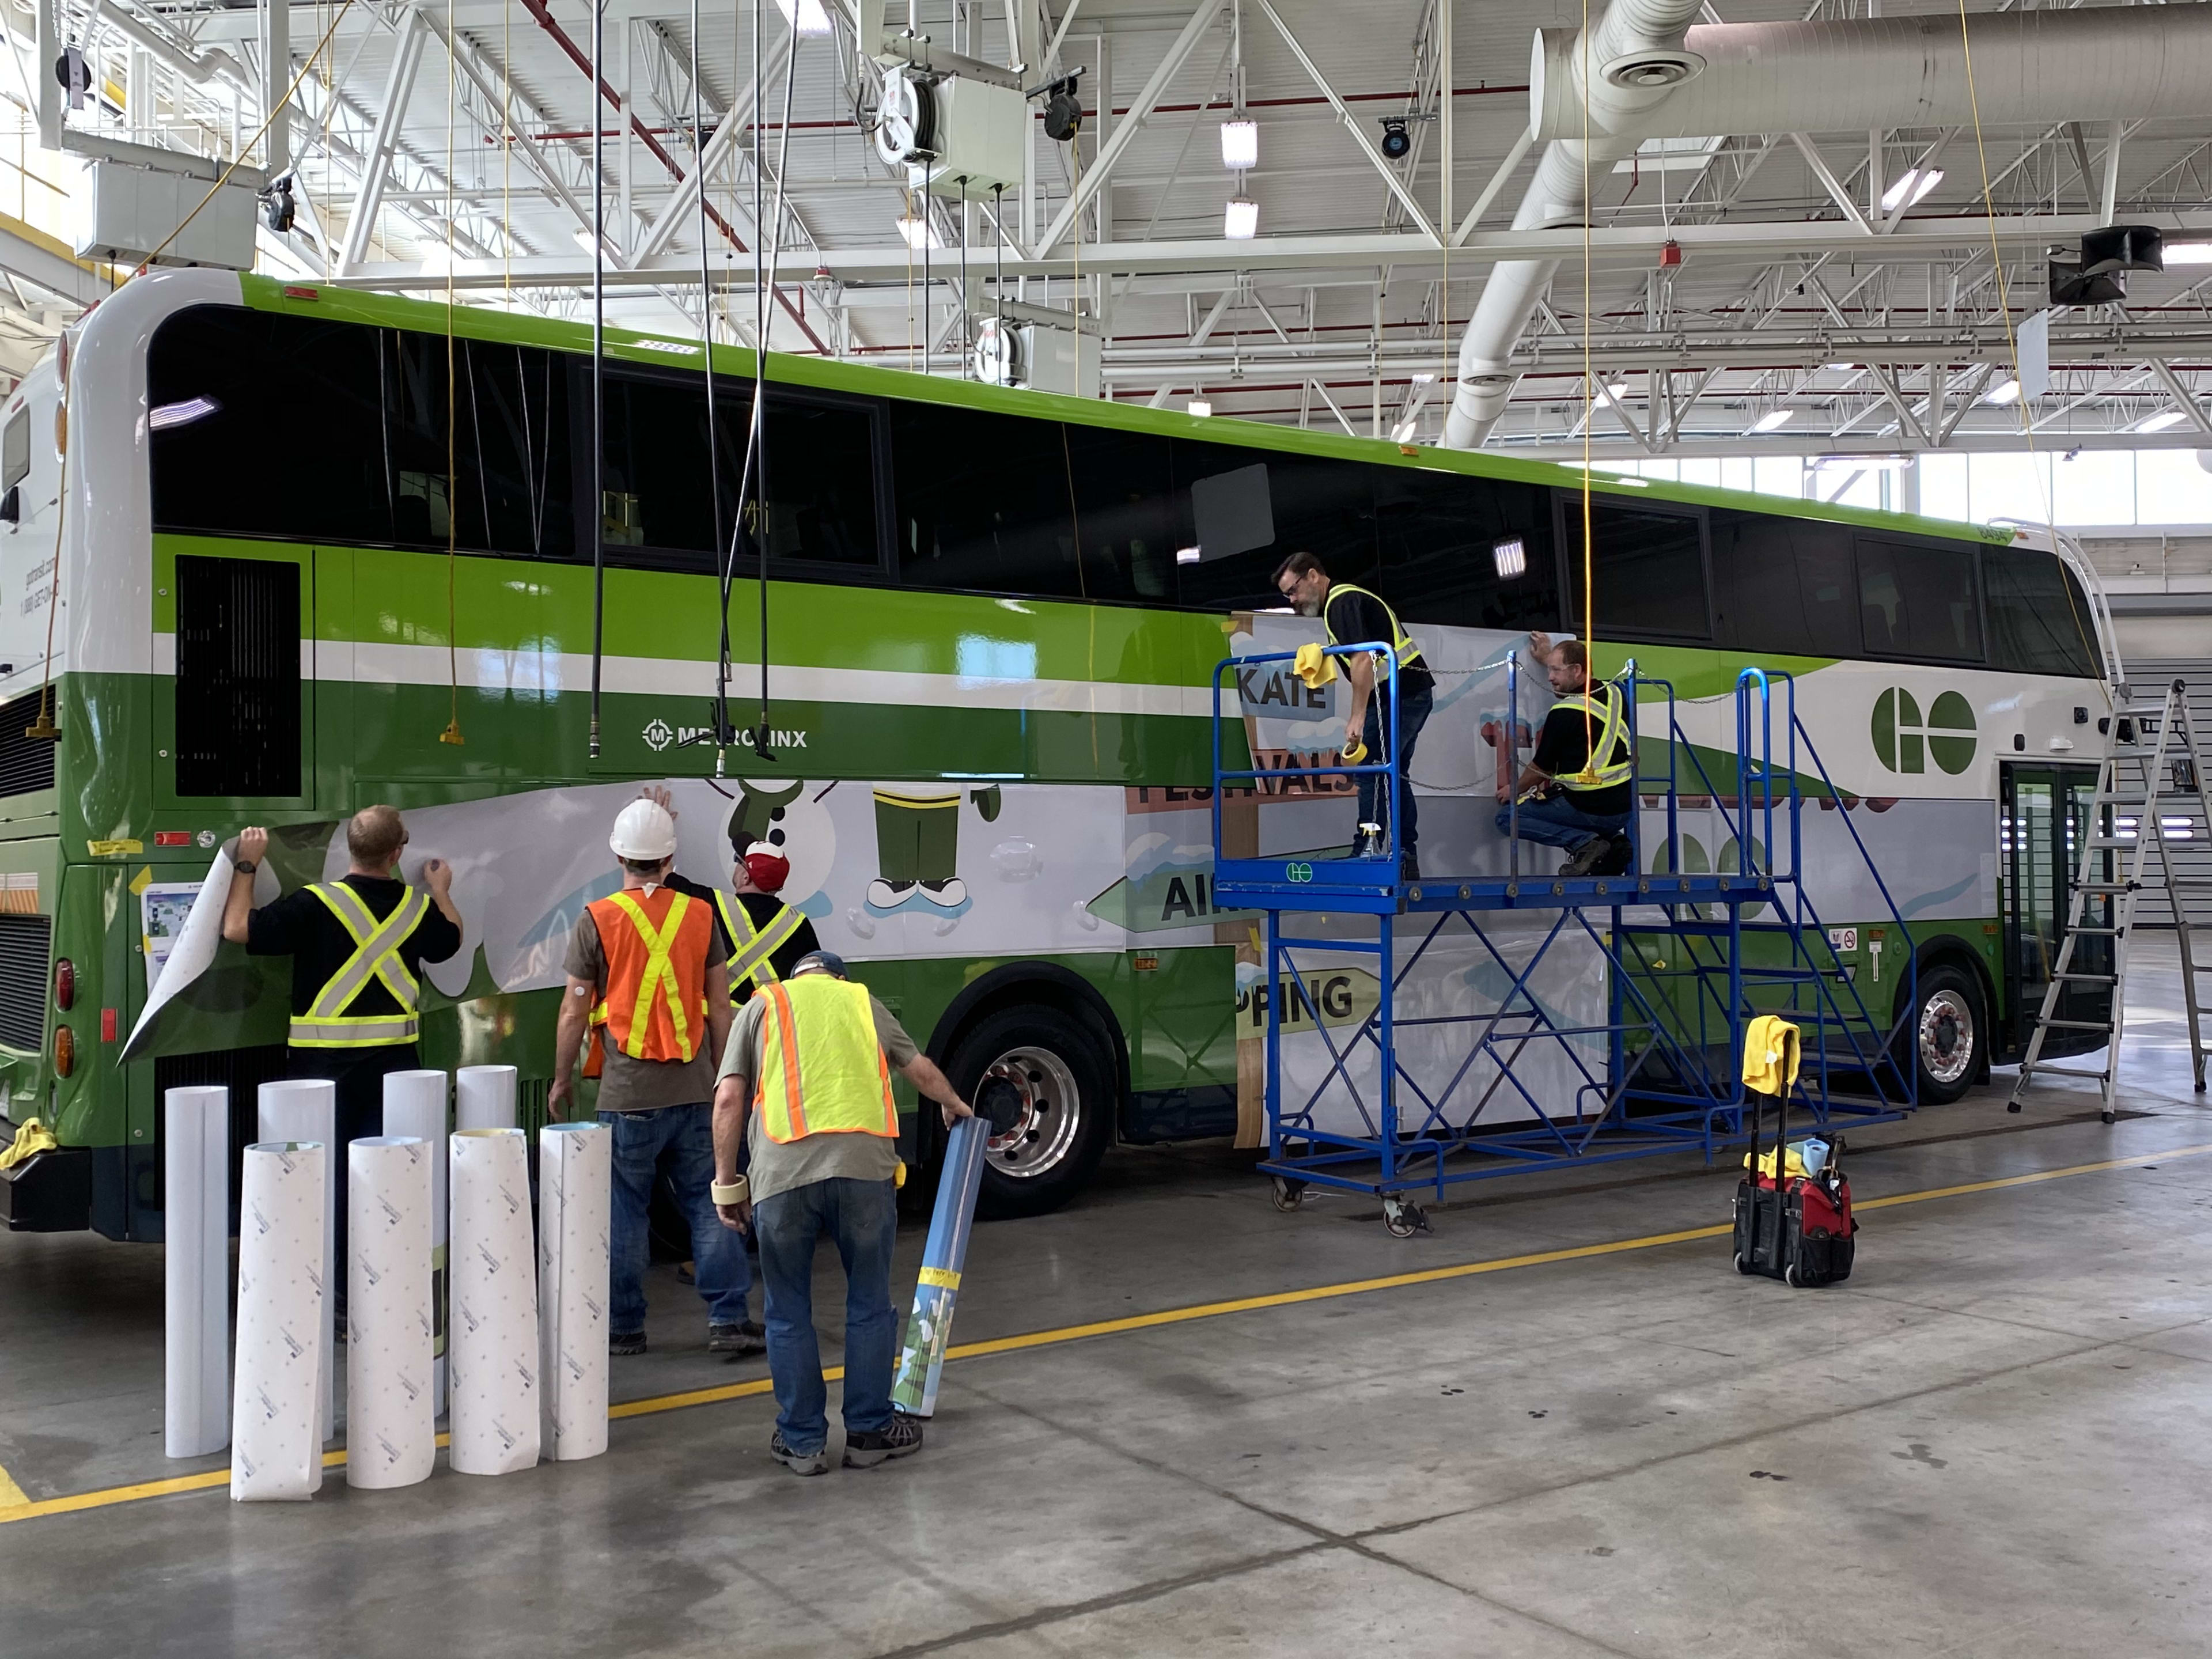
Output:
top-left (438, 0), bottom-right (463, 745)
top-left (1953, 0), bottom-right (2093, 673)
top-left (1573, 0), bottom-right (1600, 786)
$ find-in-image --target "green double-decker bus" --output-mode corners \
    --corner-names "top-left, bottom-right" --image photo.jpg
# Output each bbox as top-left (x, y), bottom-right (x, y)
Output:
top-left (0, 269), bottom-right (2116, 1240)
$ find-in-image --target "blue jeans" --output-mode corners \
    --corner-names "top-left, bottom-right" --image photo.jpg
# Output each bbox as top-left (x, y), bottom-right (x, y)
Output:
top-left (1357, 678), bottom-right (1434, 855)
top-left (599, 1104), bottom-right (752, 1334)
top-left (1495, 792), bottom-right (1631, 854)
top-left (753, 1176), bottom-right (899, 1452)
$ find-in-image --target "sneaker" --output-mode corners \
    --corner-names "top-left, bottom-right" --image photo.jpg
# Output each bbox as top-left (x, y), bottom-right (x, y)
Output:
top-left (1560, 836), bottom-right (1611, 878)
top-left (1593, 835), bottom-right (1634, 877)
top-left (842, 1413), bottom-right (924, 1468)
top-left (771, 1430), bottom-right (831, 1476)
top-left (918, 878), bottom-right (968, 908)
top-left (609, 1330), bottom-right (647, 1356)
top-left (707, 1319), bottom-right (766, 1356)
top-left (866, 878), bottom-right (915, 908)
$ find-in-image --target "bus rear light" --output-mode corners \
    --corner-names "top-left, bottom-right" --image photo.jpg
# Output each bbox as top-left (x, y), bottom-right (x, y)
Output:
top-left (101, 1007), bottom-right (117, 1043)
top-left (54, 957), bottom-right (73, 1009)
top-left (53, 1025), bottom-right (73, 1077)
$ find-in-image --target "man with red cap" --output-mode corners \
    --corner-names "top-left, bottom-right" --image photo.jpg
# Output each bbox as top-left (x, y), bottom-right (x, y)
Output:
top-left (718, 836), bottom-right (823, 1008)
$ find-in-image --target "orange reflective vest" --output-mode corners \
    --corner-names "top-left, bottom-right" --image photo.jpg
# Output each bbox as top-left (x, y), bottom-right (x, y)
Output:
top-left (585, 886), bottom-right (714, 1067)
top-left (753, 977), bottom-right (899, 1144)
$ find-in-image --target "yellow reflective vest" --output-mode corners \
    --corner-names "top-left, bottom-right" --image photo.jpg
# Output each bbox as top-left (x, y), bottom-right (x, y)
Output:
top-left (753, 976), bottom-right (900, 1145)
top-left (290, 882), bottom-right (429, 1048)
top-left (717, 890), bottom-right (805, 1005)
top-left (1323, 583), bottom-right (1425, 676)
top-left (1550, 685), bottom-right (1633, 791)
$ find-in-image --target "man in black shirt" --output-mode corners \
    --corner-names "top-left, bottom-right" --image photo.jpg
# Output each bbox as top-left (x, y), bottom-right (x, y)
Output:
top-left (1274, 551), bottom-right (1436, 878)
top-left (1494, 634), bottom-right (1634, 877)
top-left (224, 804), bottom-right (463, 1282)
top-left (719, 839), bottom-right (822, 1007)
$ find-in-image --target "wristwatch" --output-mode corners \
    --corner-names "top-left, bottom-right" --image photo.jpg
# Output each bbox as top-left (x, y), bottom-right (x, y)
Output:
top-left (233, 859), bottom-right (258, 874)
top-left (710, 1175), bottom-right (749, 1206)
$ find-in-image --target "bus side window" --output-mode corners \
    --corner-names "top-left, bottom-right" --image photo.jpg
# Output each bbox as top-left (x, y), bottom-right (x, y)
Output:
top-left (1711, 512), bottom-right (1859, 658)
top-left (1562, 497), bottom-right (1711, 643)
top-left (1984, 544), bottom-right (2099, 677)
top-left (891, 400), bottom-right (1082, 598)
top-left (1, 406), bottom-right (28, 498)
top-left (1172, 447), bottom-right (1376, 611)
top-left (1376, 469), bottom-right (1558, 631)
top-left (1856, 536), bottom-right (1983, 665)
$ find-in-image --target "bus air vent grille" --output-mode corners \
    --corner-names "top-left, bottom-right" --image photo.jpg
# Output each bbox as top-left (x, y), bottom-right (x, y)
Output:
top-left (0, 912), bottom-right (51, 1052)
top-left (0, 710), bottom-right (56, 797)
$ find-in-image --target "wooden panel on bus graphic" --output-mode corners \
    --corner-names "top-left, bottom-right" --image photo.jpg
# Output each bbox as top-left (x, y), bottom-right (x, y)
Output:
top-left (156, 549), bottom-right (314, 812)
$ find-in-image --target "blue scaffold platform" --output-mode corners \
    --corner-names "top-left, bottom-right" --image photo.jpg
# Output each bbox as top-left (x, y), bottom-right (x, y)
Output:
top-left (1211, 643), bottom-right (1921, 1232)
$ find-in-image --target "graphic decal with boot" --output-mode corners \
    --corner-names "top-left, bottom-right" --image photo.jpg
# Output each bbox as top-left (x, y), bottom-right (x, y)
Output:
top-left (864, 786), bottom-right (1002, 919)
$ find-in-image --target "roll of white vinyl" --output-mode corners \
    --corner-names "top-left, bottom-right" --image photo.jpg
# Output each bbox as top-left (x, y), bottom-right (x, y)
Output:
top-left (381, 1070), bottom-right (449, 1419)
top-left (346, 1137), bottom-right (436, 1490)
top-left (539, 1120), bottom-right (611, 1462)
top-left (257, 1078), bottom-right (336, 1445)
top-left (449, 1128), bottom-right (541, 1476)
top-left (164, 1085), bottom-right (230, 1460)
top-left (232, 1141), bottom-right (327, 1502)
top-left (454, 1065), bottom-right (518, 1131)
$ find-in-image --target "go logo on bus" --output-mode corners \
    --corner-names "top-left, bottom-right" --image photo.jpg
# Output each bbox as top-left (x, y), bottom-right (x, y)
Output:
top-left (1284, 861), bottom-right (1314, 883)
top-left (1872, 687), bottom-right (1976, 775)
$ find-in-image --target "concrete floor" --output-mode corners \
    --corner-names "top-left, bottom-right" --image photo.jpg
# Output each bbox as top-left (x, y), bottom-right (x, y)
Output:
top-left (4, 937), bottom-right (2209, 1657)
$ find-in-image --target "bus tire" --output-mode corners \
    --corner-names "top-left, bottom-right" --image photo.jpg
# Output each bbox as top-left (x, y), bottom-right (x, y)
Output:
top-left (945, 1005), bottom-right (1115, 1220)
top-left (1900, 963), bottom-right (1983, 1106)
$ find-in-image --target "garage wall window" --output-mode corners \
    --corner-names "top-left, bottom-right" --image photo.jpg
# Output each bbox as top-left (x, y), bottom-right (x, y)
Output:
top-left (173, 555), bottom-right (301, 798)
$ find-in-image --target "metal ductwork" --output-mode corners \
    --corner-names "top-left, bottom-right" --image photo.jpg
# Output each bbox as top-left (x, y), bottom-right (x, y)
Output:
top-left (1531, 6), bottom-right (2212, 144)
top-left (1441, 0), bottom-right (1705, 451)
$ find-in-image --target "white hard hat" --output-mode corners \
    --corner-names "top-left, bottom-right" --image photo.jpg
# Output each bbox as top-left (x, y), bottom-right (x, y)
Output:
top-left (609, 798), bottom-right (677, 861)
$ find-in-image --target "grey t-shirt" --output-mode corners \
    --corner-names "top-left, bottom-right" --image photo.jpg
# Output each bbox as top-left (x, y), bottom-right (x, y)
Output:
top-left (565, 895), bottom-right (731, 1113)
top-left (717, 984), bottom-right (918, 1203)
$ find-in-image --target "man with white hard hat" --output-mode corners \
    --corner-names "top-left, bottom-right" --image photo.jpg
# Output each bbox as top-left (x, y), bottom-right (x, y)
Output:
top-left (718, 835), bottom-right (822, 1007)
top-left (549, 793), bottom-right (755, 1358)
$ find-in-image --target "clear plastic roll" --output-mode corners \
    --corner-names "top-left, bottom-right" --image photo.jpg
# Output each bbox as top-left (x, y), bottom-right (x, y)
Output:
top-left (449, 1128), bottom-right (541, 1475)
top-left (257, 1078), bottom-right (336, 1445)
top-left (164, 1084), bottom-right (230, 1459)
top-left (454, 1065), bottom-right (519, 1131)
top-left (231, 1141), bottom-right (327, 1502)
top-left (345, 1137), bottom-right (436, 1490)
top-left (539, 1120), bottom-right (611, 1462)
top-left (381, 1069), bottom-right (449, 1419)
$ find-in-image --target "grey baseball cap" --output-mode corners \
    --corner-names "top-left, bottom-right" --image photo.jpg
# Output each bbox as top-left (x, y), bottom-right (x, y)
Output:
top-left (791, 950), bottom-right (847, 979)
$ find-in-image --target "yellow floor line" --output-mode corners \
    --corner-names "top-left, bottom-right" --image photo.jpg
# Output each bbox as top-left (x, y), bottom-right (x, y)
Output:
top-left (3, 1139), bottom-right (2206, 1528)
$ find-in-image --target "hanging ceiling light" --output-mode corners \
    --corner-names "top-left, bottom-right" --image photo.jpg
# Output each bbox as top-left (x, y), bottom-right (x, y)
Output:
top-left (1880, 168), bottom-right (1944, 213)
top-left (1187, 399), bottom-right (1214, 418)
top-left (2165, 241), bottom-right (2212, 266)
top-left (1751, 409), bottom-right (1793, 433)
top-left (2135, 410), bottom-right (2188, 433)
top-left (1219, 119), bottom-right (1258, 171)
top-left (895, 211), bottom-right (942, 250)
top-left (1986, 377), bottom-right (2022, 405)
top-left (1223, 196), bottom-right (1258, 240)
top-left (772, 0), bottom-right (834, 36)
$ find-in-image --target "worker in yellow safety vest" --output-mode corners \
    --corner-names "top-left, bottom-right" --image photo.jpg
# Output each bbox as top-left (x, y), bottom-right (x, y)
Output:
top-left (1274, 550), bottom-right (1436, 880)
top-left (718, 839), bottom-right (821, 1006)
top-left (1496, 633), bottom-right (1635, 878)
top-left (710, 950), bottom-right (974, 1475)
top-left (223, 805), bottom-right (462, 1309)
top-left (550, 796), bottom-right (757, 1359)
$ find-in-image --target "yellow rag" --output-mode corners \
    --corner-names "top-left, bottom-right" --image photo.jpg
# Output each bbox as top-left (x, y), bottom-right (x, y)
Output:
top-left (1741, 1014), bottom-right (1802, 1095)
top-left (0, 1117), bottom-right (59, 1171)
top-left (1292, 642), bottom-right (1338, 690)
top-left (1744, 1143), bottom-right (1810, 1181)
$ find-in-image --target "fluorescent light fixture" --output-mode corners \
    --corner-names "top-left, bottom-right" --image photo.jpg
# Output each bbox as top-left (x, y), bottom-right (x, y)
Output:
top-left (1825, 363), bottom-right (1857, 373)
top-left (1219, 119), bottom-right (1258, 171)
top-left (895, 212), bottom-right (941, 250)
top-left (148, 396), bottom-right (219, 430)
top-left (1986, 377), bottom-right (2022, 405)
top-left (1492, 536), bottom-right (1527, 579)
top-left (1176, 546), bottom-right (1203, 565)
top-left (1751, 408), bottom-right (1793, 433)
top-left (1187, 399), bottom-right (1213, 418)
top-left (772, 0), bottom-right (834, 34)
top-left (2164, 241), bottom-right (2212, 266)
top-left (1411, 371), bottom-right (1436, 385)
top-left (1223, 196), bottom-right (1258, 240)
top-left (1880, 167), bottom-right (1943, 213)
top-left (1598, 380), bottom-right (1630, 403)
top-left (1812, 452), bottom-right (1912, 471)
top-left (2135, 410), bottom-right (2188, 433)
top-left (1390, 418), bottom-right (1418, 444)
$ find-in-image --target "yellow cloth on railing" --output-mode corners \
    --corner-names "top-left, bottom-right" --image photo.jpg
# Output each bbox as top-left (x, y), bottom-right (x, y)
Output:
top-left (0, 1117), bottom-right (59, 1171)
top-left (1292, 642), bottom-right (1338, 690)
top-left (1744, 1143), bottom-right (1810, 1181)
top-left (1741, 1014), bottom-right (1802, 1096)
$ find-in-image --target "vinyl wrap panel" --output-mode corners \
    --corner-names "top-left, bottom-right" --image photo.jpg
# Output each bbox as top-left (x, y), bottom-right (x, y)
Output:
top-left (892, 1113), bottom-right (991, 1420)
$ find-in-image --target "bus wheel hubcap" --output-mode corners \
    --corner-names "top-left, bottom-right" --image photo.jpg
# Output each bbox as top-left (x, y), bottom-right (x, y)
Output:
top-left (1919, 991), bottom-right (1974, 1085)
top-left (979, 1047), bottom-right (1081, 1180)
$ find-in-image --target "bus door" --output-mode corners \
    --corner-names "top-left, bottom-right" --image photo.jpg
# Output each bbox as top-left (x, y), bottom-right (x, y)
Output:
top-left (2001, 762), bottom-right (2112, 1052)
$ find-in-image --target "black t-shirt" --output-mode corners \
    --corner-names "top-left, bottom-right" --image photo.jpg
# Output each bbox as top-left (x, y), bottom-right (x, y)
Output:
top-left (1324, 586), bottom-right (1434, 698)
top-left (246, 874), bottom-right (463, 1020)
top-left (1532, 682), bottom-right (1634, 816)
top-left (728, 890), bottom-right (822, 1003)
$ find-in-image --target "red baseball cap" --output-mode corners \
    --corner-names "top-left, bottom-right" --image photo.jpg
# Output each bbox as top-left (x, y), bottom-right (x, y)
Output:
top-left (741, 841), bottom-right (790, 893)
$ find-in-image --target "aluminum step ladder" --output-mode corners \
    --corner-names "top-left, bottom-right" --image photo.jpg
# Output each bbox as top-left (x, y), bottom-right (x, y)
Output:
top-left (2009, 678), bottom-right (2212, 1122)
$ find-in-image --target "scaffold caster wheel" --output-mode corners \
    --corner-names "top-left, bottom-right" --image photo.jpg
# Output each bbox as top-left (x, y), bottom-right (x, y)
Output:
top-left (1785, 1264), bottom-right (1802, 1289)
top-left (1270, 1176), bottom-right (1306, 1213)
top-left (2101, 1109), bottom-right (2117, 1125)
top-left (2006, 1100), bottom-right (2023, 1114)
top-left (1382, 1196), bottom-right (1429, 1238)
top-left (1734, 1252), bottom-right (1752, 1275)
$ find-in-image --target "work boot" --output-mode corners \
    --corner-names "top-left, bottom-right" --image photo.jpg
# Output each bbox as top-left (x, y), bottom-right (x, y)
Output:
top-left (708, 1319), bottom-right (766, 1356)
top-left (1594, 835), bottom-right (1634, 877)
top-left (843, 1414), bottom-right (925, 1468)
top-left (1400, 850), bottom-right (1421, 882)
top-left (1560, 836), bottom-right (1611, 878)
top-left (609, 1330), bottom-right (647, 1356)
top-left (771, 1430), bottom-right (830, 1477)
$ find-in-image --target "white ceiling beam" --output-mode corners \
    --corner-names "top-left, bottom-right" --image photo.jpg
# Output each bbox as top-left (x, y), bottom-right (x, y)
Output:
top-left (2145, 357), bottom-right (2212, 437)
top-left (1787, 133), bottom-right (1874, 237)
top-left (337, 7), bottom-right (428, 273)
